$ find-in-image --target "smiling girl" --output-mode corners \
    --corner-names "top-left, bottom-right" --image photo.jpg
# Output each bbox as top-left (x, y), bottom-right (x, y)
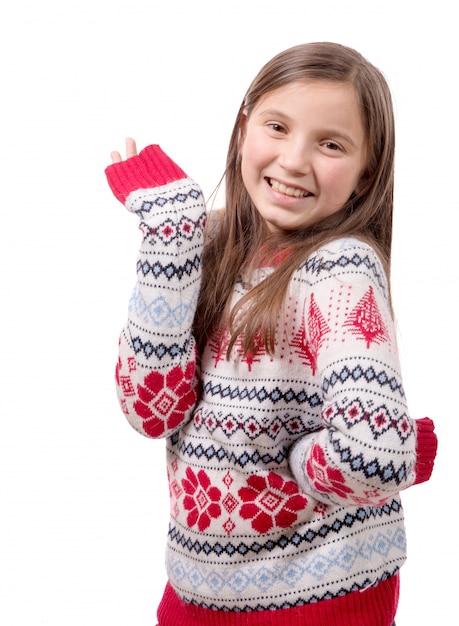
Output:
top-left (106, 42), bottom-right (437, 626)
top-left (239, 80), bottom-right (366, 232)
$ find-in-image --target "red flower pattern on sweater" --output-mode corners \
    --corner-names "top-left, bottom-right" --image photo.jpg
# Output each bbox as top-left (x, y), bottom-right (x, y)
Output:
top-left (181, 467), bottom-right (222, 531)
top-left (130, 361), bottom-right (197, 437)
top-left (238, 472), bottom-right (308, 533)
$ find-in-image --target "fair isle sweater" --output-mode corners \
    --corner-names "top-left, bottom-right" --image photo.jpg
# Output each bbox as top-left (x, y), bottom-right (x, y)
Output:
top-left (106, 145), bottom-right (437, 626)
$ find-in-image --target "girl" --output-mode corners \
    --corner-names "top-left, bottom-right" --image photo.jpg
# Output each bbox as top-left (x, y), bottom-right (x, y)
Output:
top-left (106, 42), bottom-right (437, 626)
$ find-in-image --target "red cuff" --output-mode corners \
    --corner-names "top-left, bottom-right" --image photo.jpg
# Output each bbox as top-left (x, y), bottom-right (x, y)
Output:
top-left (413, 417), bottom-right (438, 485)
top-left (105, 144), bottom-right (188, 203)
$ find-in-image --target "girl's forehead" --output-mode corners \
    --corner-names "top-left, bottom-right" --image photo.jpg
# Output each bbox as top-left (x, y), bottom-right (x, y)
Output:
top-left (257, 79), bottom-right (357, 105)
top-left (251, 80), bottom-right (364, 127)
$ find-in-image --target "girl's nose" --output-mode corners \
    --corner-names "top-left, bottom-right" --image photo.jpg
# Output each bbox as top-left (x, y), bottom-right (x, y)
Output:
top-left (278, 140), bottom-right (312, 175)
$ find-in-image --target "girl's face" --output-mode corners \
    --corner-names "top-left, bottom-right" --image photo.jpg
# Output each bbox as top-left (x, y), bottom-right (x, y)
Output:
top-left (239, 80), bottom-right (367, 233)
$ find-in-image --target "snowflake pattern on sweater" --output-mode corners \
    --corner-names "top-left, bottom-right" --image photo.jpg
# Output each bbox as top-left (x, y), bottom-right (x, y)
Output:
top-left (106, 145), bottom-right (437, 615)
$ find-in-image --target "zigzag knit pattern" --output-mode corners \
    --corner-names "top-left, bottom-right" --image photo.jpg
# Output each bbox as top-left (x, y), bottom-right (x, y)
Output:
top-left (106, 145), bottom-right (437, 625)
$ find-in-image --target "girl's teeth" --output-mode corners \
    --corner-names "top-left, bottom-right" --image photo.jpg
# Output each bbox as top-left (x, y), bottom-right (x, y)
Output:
top-left (270, 179), bottom-right (307, 198)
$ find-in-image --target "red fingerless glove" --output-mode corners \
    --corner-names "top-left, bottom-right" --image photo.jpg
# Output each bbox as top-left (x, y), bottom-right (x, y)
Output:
top-left (413, 417), bottom-right (438, 485)
top-left (105, 144), bottom-right (188, 204)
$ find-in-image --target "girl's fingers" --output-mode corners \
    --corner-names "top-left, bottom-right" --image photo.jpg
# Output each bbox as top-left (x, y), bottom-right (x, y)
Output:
top-left (126, 137), bottom-right (138, 158)
top-left (109, 138), bottom-right (138, 164)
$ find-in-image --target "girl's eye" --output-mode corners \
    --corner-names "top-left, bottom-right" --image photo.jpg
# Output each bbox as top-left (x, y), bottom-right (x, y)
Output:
top-left (323, 141), bottom-right (342, 151)
top-left (268, 123), bottom-right (286, 134)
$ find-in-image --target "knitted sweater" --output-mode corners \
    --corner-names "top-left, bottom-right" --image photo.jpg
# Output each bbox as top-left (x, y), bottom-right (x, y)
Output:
top-left (106, 145), bottom-right (437, 626)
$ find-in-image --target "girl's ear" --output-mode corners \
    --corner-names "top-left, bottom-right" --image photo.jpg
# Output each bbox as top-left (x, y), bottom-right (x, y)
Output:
top-left (238, 109), bottom-right (249, 150)
top-left (354, 168), bottom-right (370, 196)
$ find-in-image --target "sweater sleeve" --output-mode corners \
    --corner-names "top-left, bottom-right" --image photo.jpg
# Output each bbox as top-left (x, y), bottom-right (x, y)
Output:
top-left (105, 145), bottom-right (206, 438)
top-left (289, 239), bottom-right (437, 506)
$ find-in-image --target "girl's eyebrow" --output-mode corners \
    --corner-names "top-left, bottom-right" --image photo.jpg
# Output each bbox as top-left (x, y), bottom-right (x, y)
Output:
top-left (257, 108), bottom-right (289, 118)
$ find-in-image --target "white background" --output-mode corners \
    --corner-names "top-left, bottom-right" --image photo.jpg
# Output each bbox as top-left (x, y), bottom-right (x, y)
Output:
top-left (0, 1), bottom-right (455, 624)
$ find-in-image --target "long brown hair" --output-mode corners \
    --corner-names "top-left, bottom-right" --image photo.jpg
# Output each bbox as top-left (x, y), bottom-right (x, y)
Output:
top-left (194, 42), bottom-right (395, 357)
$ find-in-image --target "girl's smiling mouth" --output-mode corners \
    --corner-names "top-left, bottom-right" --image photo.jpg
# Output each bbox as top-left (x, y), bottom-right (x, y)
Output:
top-left (267, 177), bottom-right (312, 198)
